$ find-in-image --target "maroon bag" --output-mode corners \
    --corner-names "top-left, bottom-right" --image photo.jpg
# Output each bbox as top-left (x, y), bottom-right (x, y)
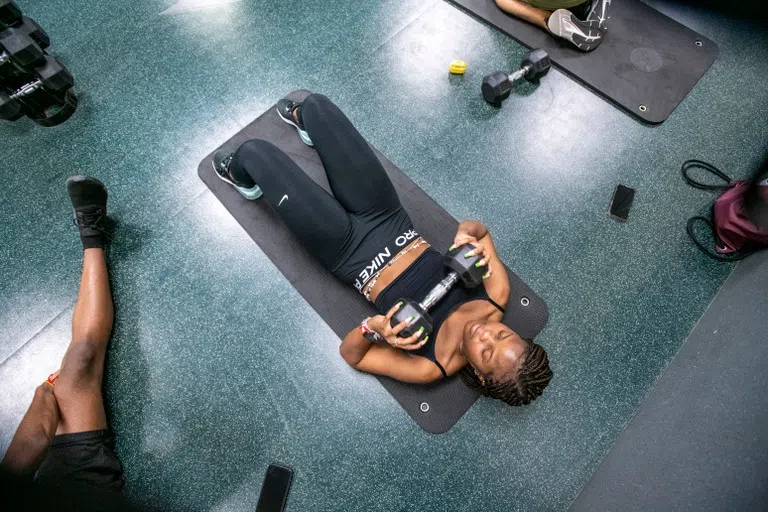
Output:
top-left (684, 160), bottom-right (768, 261)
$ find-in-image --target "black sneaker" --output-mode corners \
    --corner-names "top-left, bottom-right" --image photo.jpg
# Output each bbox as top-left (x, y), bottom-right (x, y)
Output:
top-left (66, 176), bottom-right (110, 249)
top-left (276, 98), bottom-right (313, 146)
top-left (548, 9), bottom-right (604, 52)
top-left (587, 0), bottom-right (611, 30)
top-left (212, 150), bottom-right (263, 200)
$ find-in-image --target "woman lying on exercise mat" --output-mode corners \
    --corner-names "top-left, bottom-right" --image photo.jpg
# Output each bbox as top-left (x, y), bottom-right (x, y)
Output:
top-left (212, 93), bottom-right (552, 406)
top-left (495, 0), bottom-right (611, 52)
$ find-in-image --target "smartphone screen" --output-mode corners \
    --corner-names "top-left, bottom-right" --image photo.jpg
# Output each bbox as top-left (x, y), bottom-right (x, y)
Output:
top-left (609, 184), bottom-right (635, 222)
top-left (255, 464), bottom-right (293, 512)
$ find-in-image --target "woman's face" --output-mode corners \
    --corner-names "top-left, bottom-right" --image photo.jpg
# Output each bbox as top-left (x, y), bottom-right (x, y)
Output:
top-left (461, 321), bottom-right (528, 383)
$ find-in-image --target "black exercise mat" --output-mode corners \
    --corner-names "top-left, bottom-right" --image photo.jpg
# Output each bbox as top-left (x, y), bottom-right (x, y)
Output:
top-left (445, 0), bottom-right (718, 124)
top-left (198, 90), bottom-right (549, 434)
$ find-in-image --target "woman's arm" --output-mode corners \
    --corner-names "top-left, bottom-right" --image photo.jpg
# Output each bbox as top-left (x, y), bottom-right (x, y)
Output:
top-left (340, 327), bottom-right (375, 367)
top-left (340, 328), bottom-right (442, 383)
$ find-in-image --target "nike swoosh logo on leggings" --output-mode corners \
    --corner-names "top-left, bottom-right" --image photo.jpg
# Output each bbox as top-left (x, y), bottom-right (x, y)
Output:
top-left (279, 194), bottom-right (289, 206)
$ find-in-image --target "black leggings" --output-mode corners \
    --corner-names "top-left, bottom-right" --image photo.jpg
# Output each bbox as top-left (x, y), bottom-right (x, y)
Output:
top-left (229, 94), bottom-right (416, 290)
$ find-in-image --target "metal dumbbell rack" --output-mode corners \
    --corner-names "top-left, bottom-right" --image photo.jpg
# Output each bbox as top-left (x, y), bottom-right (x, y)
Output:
top-left (1, 0), bottom-right (77, 127)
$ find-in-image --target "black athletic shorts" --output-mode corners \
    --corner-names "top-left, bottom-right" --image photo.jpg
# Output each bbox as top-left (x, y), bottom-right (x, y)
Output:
top-left (35, 429), bottom-right (124, 492)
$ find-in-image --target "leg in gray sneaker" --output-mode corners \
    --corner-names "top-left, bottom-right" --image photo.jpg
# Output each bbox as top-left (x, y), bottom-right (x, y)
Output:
top-left (547, 8), bottom-right (604, 52)
top-left (587, 0), bottom-right (611, 30)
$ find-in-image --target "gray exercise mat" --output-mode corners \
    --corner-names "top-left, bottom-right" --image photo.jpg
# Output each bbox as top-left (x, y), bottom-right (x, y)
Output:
top-left (445, 0), bottom-right (718, 124)
top-left (198, 90), bottom-right (549, 434)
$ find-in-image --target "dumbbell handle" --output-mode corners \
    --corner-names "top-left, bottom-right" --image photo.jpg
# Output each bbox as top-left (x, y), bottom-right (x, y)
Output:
top-left (419, 271), bottom-right (459, 311)
top-left (389, 271), bottom-right (459, 336)
top-left (10, 79), bottom-right (42, 99)
top-left (508, 64), bottom-right (532, 84)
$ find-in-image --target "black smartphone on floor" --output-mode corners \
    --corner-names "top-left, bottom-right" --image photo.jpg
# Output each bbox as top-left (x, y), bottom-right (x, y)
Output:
top-left (255, 464), bottom-right (293, 512)
top-left (608, 184), bottom-right (636, 222)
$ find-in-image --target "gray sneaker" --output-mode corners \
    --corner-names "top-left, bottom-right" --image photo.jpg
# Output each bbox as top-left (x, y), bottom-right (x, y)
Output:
top-left (66, 175), bottom-right (111, 248)
top-left (587, 0), bottom-right (611, 30)
top-left (212, 150), bottom-right (263, 200)
top-left (548, 9), bottom-right (604, 52)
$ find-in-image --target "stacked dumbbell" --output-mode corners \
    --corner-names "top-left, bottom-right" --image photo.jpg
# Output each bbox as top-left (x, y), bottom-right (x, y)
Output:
top-left (1, 0), bottom-right (77, 127)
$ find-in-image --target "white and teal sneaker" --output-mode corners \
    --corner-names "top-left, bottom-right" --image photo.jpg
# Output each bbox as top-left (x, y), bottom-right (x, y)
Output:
top-left (212, 150), bottom-right (263, 200)
top-left (277, 98), bottom-right (313, 147)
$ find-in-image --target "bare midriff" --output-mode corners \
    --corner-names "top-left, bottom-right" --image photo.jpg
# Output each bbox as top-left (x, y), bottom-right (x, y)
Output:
top-left (366, 239), bottom-right (430, 304)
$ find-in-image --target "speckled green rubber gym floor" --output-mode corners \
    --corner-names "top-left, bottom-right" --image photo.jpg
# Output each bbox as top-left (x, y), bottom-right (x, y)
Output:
top-left (1, 1), bottom-right (766, 510)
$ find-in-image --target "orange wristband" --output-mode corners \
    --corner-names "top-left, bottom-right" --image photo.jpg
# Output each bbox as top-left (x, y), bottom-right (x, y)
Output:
top-left (45, 373), bottom-right (59, 388)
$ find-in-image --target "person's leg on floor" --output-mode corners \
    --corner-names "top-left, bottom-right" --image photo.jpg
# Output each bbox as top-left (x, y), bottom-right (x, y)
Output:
top-left (54, 246), bottom-right (113, 434)
top-left (2, 176), bottom-right (114, 477)
top-left (495, 0), bottom-right (552, 30)
top-left (53, 176), bottom-right (113, 433)
top-left (298, 93), bottom-right (403, 217)
top-left (228, 139), bottom-right (355, 271)
top-left (495, 0), bottom-right (604, 51)
top-left (30, 177), bottom-right (125, 493)
top-left (224, 95), bottom-right (416, 286)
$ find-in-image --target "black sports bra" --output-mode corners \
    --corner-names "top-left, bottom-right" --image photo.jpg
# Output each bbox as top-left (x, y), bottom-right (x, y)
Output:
top-left (374, 248), bottom-right (505, 376)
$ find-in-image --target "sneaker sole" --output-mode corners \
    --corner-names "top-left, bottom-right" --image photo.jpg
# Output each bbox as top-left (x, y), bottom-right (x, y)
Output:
top-left (66, 175), bottom-right (109, 214)
top-left (210, 160), bottom-right (263, 200)
top-left (65, 174), bottom-right (109, 221)
top-left (548, 9), bottom-right (604, 52)
top-left (587, 0), bottom-right (611, 30)
top-left (66, 175), bottom-right (108, 194)
top-left (277, 108), bottom-right (314, 147)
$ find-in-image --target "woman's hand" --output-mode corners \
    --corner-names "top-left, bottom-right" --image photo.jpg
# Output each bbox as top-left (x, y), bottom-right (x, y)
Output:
top-left (451, 232), bottom-right (493, 280)
top-left (452, 231), bottom-right (479, 250)
top-left (368, 302), bottom-right (429, 351)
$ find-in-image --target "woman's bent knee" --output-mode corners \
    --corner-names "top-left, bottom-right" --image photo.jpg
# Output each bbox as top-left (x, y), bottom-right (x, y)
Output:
top-left (235, 139), bottom-right (285, 183)
top-left (303, 93), bottom-right (329, 108)
top-left (301, 93), bottom-right (333, 120)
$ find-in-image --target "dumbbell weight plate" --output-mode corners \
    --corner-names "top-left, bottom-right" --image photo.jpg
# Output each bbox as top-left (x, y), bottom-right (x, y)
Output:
top-left (481, 71), bottom-right (512, 105)
top-left (0, 27), bottom-right (44, 67)
top-left (17, 17), bottom-right (49, 49)
top-left (34, 56), bottom-right (74, 92)
top-left (0, 1), bottom-right (22, 28)
top-left (390, 298), bottom-right (432, 339)
top-left (0, 89), bottom-right (22, 120)
top-left (521, 48), bottom-right (551, 81)
top-left (444, 244), bottom-right (486, 288)
top-left (28, 88), bottom-right (77, 127)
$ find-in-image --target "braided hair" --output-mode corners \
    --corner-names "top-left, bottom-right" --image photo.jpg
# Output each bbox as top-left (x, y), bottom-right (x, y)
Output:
top-left (459, 339), bottom-right (552, 406)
